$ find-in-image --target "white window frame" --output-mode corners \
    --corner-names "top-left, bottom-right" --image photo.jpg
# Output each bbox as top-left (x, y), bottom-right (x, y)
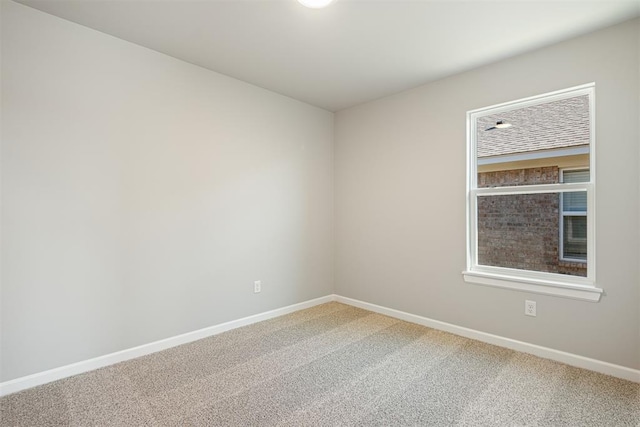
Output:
top-left (463, 83), bottom-right (602, 302)
top-left (559, 168), bottom-right (589, 263)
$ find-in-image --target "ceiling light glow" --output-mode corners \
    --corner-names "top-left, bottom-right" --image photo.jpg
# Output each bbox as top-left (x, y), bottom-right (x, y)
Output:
top-left (297, 0), bottom-right (335, 9)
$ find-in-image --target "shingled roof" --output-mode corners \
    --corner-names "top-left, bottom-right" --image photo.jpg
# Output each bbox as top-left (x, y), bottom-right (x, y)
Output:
top-left (476, 95), bottom-right (590, 158)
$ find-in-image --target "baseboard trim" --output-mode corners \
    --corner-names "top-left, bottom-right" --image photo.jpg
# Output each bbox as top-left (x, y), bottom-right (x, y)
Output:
top-left (3, 293), bottom-right (637, 396)
top-left (0, 295), bottom-right (335, 397)
top-left (335, 295), bottom-right (640, 383)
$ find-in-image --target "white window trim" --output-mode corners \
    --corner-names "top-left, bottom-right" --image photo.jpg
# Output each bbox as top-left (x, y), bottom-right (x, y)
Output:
top-left (463, 83), bottom-right (602, 302)
top-left (559, 168), bottom-right (589, 263)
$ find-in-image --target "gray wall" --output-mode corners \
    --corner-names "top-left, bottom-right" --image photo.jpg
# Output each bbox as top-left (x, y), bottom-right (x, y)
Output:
top-left (335, 19), bottom-right (639, 369)
top-left (2, 0), bottom-right (638, 384)
top-left (1, 1), bottom-right (334, 382)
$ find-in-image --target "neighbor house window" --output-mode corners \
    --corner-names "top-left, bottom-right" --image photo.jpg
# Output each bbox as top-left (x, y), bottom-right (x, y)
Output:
top-left (560, 169), bottom-right (589, 262)
top-left (463, 83), bottom-right (602, 301)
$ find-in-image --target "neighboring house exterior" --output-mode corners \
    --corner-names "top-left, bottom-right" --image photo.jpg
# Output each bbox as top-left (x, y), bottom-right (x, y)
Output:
top-left (476, 95), bottom-right (590, 277)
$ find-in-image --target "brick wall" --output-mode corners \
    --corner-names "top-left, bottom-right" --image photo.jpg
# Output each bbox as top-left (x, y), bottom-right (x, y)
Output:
top-left (477, 166), bottom-right (586, 277)
top-left (478, 166), bottom-right (558, 188)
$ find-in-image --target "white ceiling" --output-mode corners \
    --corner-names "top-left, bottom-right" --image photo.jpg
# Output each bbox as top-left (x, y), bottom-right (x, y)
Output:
top-left (15, 0), bottom-right (640, 111)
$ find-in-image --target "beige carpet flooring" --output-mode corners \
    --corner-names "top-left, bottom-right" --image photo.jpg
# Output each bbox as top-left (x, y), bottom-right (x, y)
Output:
top-left (1, 302), bottom-right (639, 426)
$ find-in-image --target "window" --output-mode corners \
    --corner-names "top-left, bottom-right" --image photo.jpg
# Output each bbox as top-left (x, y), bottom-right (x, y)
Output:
top-left (560, 169), bottom-right (589, 263)
top-left (463, 83), bottom-right (602, 302)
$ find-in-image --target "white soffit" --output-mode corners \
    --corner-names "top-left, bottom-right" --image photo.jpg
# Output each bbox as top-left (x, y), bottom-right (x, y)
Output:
top-left (13, 0), bottom-right (640, 111)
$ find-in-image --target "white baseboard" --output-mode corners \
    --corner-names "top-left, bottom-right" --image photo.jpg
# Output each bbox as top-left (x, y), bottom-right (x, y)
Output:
top-left (3, 293), bottom-right (637, 397)
top-left (335, 295), bottom-right (640, 383)
top-left (0, 295), bottom-right (335, 397)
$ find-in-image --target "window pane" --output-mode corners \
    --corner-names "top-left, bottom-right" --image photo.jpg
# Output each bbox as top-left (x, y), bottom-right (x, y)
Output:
top-left (561, 171), bottom-right (589, 212)
top-left (477, 193), bottom-right (586, 277)
top-left (476, 95), bottom-right (590, 187)
top-left (563, 169), bottom-right (589, 183)
top-left (562, 191), bottom-right (587, 212)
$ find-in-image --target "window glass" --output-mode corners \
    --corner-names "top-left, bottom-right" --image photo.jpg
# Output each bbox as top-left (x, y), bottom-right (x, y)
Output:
top-left (560, 170), bottom-right (589, 265)
top-left (476, 95), bottom-right (590, 187)
top-left (477, 192), bottom-right (562, 274)
top-left (563, 216), bottom-right (587, 259)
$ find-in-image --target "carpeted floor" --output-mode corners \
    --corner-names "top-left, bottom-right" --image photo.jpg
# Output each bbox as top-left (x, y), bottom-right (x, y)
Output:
top-left (1, 302), bottom-right (638, 426)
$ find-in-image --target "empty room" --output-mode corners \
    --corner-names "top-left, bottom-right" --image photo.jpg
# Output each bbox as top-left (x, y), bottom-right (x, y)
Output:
top-left (1, 0), bottom-right (639, 425)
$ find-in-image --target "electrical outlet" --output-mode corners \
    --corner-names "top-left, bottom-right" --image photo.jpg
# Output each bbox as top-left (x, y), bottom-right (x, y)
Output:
top-left (525, 300), bottom-right (536, 317)
top-left (254, 280), bottom-right (261, 293)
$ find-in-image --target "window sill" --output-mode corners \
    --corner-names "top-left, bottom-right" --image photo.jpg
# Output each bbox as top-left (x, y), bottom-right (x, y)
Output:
top-left (462, 270), bottom-right (603, 302)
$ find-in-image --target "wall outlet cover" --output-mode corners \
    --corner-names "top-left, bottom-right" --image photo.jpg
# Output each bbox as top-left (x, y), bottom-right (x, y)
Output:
top-left (525, 300), bottom-right (537, 317)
